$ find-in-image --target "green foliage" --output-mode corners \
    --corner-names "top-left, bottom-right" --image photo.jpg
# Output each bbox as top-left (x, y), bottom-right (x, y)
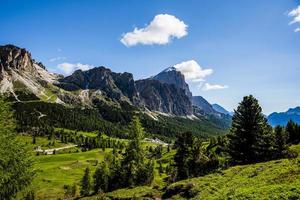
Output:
top-left (286, 120), bottom-right (300, 144)
top-left (173, 132), bottom-right (220, 181)
top-left (227, 95), bottom-right (275, 164)
top-left (81, 167), bottom-right (92, 196)
top-left (0, 97), bottom-right (34, 199)
top-left (94, 162), bottom-right (110, 193)
top-left (92, 116), bottom-right (154, 194)
top-left (164, 144), bottom-right (300, 199)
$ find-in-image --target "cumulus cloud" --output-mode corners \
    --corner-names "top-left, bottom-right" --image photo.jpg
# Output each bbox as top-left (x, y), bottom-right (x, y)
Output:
top-left (202, 83), bottom-right (228, 91)
top-left (288, 5), bottom-right (300, 25)
top-left (49, 57), bottom-right (67, 62)
top-left (121, 14), bottom-right (188, 47)
top-left (174, 60), bottom-right (213, 82)
top-left (295, 28), bottom-right (300, 32)
top-left (57, 62), bottom-right (93, 75)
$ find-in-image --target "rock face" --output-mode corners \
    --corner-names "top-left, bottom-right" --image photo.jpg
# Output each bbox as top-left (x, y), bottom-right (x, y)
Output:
top-left (153, 67), bottom-right (192, 99)
top-left (268, 107), bottom-right (300, 126)
top-left (192, 96), bottom-right (216, 115)
top-left (0, 45), bottom-right (57, 99)
top-left (0, 45), bottom-right (35, 79)
top-left (56, 67), bottom-right (140, 103)
top-left (136, 79), bottom-right (193, 115)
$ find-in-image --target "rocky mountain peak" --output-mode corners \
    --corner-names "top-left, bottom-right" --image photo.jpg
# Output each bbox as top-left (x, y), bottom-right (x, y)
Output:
top-left (0, 45), bottom-right (35, 76)
top-left (153, 67), bottom-right (192, 99)
top-left (56, 66), bottom-right (139, 103)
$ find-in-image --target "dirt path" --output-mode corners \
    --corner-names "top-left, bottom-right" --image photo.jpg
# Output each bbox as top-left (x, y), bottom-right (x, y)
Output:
top-left (36, 144), bottom-right (78, 155)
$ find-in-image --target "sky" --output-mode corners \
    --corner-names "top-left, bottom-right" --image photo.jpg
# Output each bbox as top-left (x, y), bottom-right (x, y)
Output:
top-left (0, 0), bottom-right (300, 114)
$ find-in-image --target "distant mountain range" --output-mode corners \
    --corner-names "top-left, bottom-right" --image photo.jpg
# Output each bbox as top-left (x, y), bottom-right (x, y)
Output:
top-left (212, 104), bottom-right (233, 116)
top-left (268, 107), bottom-right (300, 126)
top-left (0, 44), bottom-right (232, 136)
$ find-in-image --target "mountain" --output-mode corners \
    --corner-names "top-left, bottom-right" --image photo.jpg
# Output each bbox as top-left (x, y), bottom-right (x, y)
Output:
top-left (136, 79), bottom-right (193, 115)
top-left (55, 66), bottom-right (140, 104)
top-left (192, 96), bottom-right (216, 115)
top-left (153, 67), bottom-right (192, 99)
top-left (212, 104), bottom-right (232, 116)
top-left (0, 44), bottom-right (61, 102)
top-left (268, 107), bottom-right (300, 126)
top-left (0, 44), bottom-right (230, 138)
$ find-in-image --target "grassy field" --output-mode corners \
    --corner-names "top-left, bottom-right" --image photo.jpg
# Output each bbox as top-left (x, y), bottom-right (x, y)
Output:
top-left (29, 134), bottom-right (172, 199)
top-left (28, 132), bottom-right (300, 200)
top-left (85, 144), bottom-right (300, 200)
top-left (19, 135), bottom-right (71, 151)
top-left (32, 149), bottom-right (112, 199)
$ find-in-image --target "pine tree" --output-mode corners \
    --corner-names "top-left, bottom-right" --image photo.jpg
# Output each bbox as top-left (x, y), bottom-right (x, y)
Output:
top-left (80, 167), bottom-right (91, 196)
top-left (94, 162), bottom-right (110, 193)
top-left (286, 120), bottom-right (299, 144)
top-left (0, 97), bottom-right (34, 199)
top-left (274, 125), bottom-right (287, 158)
top-left (173, 132), bottom-right (194, 180)
top-left (227, 95), bottom-right (272, 164)
top-left (120, 116), bottom-right (153, 187)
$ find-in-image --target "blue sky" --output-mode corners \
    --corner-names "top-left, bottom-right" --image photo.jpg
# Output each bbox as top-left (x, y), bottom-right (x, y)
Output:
top-left (0, 0), bottom-right (299, 114)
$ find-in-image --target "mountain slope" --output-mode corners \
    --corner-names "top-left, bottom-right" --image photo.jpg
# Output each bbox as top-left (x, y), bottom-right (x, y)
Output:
top-left (268, 107), bottom-right (300, 126)
top-left (0, 45), bottom-right (61, 102)
top-left (212, 103), bottom-right (232, 116)
top-left (136, 79), bottom-right (193, 116)
top-left (0, 44), bottom-right (230, 137)
top-left (153, 67), bottom-right (192, 99)
top-left (192, 96), bottom-right (216, 115)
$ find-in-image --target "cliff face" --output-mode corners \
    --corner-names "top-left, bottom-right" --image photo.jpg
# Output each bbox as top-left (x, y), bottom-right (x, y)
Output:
top-left (136, 79), bottom-right (193, 116)
top-left (56, 67), bottom-right (140, 103)
top-left (0, 45), bottom-right (58, 99)
top-left (0, 45), bottom-right (35, 79)
top-left (153, 67), bottom-right (193, 100)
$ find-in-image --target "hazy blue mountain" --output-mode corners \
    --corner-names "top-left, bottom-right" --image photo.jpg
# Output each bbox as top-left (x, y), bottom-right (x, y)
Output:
top-left (212, 104), bottom-right (233, 116)
top-left (268, 107), bottom-right (300, 126)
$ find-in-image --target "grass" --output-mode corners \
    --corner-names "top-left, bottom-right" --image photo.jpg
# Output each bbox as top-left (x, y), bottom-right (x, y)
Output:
top-left (29, 130), bottom-right (170, 199)
top-left (32, 149), bottom-right (112, 199)
top-left (163, 144), bottom-right (300, 200)
top-left (55, 128), bottom-right (99, 137)
top-left (18, 135), bottom-right (71, 151)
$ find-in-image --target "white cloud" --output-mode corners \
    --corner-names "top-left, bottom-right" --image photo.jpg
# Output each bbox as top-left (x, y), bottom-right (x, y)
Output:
top-left (121, 14), bottom-right (188, 47)
top-left (295, 28), bottom-right (300, 32)
top-left (57, 48), bottom-right (62, 52)
top-left (202, 83), bottom-right (228, 91)
top-left (57, 62), bottom-right (93, 75)
top-left (288, 5), bottom-right (300, 25)
top-left (174, 60), bottom-right (213, 82)
top-left (49, 57), bottom-right (67, 62)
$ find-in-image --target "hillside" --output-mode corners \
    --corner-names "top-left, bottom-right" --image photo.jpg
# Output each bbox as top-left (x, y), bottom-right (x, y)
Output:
top-left (0, 44), bottom-right (231, 138)
top-left (89, 144), bottom-right (300, 200)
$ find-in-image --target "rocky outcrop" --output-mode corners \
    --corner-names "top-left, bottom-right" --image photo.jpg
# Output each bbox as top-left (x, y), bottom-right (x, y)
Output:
top-left (136, 79), bottom-right (193, 116)
top-left (153, 67), bottom-right (192, 99)
top-left (56, 67), bottom-right (140, 103)
top-left (0, 45), bottom-right (59, 101)
top-left (0, 45), bottom-right (35, 79)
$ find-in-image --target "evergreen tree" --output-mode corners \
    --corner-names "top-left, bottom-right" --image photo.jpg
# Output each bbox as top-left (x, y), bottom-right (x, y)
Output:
top-left (80, 167), bottom-right (91, 196)
top-left (274, 125), bottom-right (287, 157)
top-left (286, 120), bottom-right (299, 144)
top-left (0, 97), bottom-right (34, 199)
top-left (120, 116), bottom-right (147, 187)
top-left (94, 162), bottom-right (110, 193)
top-left (173, 132), bottom-right (194, 180)
top-left (227, 95), bottom-right (273, 164)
